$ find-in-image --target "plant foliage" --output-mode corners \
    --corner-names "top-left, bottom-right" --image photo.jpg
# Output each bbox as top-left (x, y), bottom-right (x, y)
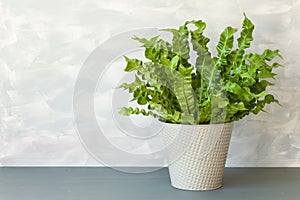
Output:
top-left (119, 14), bottom-right (283, 124)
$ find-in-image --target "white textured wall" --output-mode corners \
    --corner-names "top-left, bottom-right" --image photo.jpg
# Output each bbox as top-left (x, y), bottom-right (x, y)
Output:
top-left (0, 0), bottom-right (299, 167)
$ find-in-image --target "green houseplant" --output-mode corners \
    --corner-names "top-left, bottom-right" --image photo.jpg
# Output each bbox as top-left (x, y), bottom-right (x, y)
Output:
top-left (119, 14), bottom-right (283, 190)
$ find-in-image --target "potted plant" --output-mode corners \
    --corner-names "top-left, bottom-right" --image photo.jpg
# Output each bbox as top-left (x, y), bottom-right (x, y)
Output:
top-left (119, 14), bottom-right (283, 190)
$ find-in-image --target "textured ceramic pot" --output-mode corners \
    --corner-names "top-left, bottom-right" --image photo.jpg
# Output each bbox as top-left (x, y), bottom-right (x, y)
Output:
top-left (162, 122), bottom-right (234, 190)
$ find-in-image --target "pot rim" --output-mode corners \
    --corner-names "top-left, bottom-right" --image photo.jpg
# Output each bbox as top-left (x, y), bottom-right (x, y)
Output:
top-left (158, 120), bottom-right (234, 126)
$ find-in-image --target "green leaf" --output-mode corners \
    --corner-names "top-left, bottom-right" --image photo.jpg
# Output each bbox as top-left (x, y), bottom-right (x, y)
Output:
top-left (240, 72), bottom-right (256, 86)
top-left (119, 107), bottom-right (133, 116)
top-left (188, 20), bottom-right (210, 53)
top-left (262, 49), bottom-right (282, 61)
top-left (250, 80), bottom-right (274, 94)
top-left (229, 102), bottom-right (248, 112)
top-left (119, 107), bottom-right (160, 118)
top-left (170, 55), bottom-right (180, 70)
top-left (119, 75), bottom-right (144, 93)
top-left (265, 94), bottom-right (280, 105)
top-left (161, 26), bottom-right (190, 64)
top-left (225, 82), bottom-right (254, 102)
top-left (257, 70), bottom-right (277, 79)
top-left (168, 65), bottom-right (197, 124)
top-left (124, 56), bottom-right (143, 72)
top-left (252, 94), bottom-right (280, 114)
top-left (230, 13), bottom-right (255, 68)
top-left (215, 26), bottom-right (238, 67)
top-left (133, 35), bottom-right (173, 64)
top-left (272, 62), bottom-right (284, 68)
top-left (133, 35), bottom-right (160, 48)
top-left (238, 13), bottom-right (254, 50)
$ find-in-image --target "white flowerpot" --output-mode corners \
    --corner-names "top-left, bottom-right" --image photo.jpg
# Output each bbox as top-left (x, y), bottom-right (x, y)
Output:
top-left (162, 122), bottom-right (234, 191)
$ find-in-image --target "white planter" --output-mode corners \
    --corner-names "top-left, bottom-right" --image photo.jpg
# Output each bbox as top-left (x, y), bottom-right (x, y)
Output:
top-left (162, 122), bottom-right (234, 191)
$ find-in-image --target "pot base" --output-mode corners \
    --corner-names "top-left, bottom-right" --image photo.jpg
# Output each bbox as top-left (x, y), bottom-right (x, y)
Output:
top-left (171, 183), bottom-right (222, 191)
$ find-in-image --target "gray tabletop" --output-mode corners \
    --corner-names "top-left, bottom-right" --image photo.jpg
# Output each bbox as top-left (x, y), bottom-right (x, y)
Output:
top-left (0, 167), bottom-right (299, 200)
